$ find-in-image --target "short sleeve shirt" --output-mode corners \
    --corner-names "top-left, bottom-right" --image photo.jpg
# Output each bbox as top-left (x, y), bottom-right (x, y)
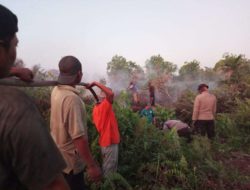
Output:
top-left (140, 107), bottom-right (154, 124)
top-left (129, 83), bottom-right (138, 93)
top-left (0, 87), bottom-right (66, 190)
top-left (50, 85), bottom-right (87, 174)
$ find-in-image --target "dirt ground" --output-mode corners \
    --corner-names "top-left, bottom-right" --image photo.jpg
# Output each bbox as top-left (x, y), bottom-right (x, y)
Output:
top-left (215, 151), bottom-right (250, 190)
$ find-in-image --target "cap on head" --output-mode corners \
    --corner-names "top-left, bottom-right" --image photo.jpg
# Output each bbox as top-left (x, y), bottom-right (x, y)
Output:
top-left (0, 5), bottom-right (18, 42)
top-left (58, 56), bottom-right (82, 85)
top-left (198, 83), bottom-right (209, 91)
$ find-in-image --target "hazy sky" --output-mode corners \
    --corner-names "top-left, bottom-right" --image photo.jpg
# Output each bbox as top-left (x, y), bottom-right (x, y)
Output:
top-left (2, 0), bottom-right (250, 79)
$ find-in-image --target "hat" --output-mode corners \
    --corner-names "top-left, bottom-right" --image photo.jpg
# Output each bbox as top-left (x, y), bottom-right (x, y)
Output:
top-left (198, 83), bottom-right (209, 91)
top-left (58, 56), bottom-right (82, 85)
top-left (0, 5), bottom-right (18, 41)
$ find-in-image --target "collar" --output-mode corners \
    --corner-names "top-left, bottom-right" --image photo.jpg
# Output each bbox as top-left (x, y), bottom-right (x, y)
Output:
top-left (58, 85), bottom-right (80, 95)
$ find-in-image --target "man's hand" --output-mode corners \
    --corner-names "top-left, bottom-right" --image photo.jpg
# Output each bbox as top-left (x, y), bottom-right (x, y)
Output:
top-left (191, 120), bottom-right (197, 134)
top-left (191, 120), bottom-right (196, 128)
top-left (10, 67), bottom-right (34, 82)
top-left (86, 82), bottom-right (96, 89)
top-left (87, 163), bottom-right (102, 182)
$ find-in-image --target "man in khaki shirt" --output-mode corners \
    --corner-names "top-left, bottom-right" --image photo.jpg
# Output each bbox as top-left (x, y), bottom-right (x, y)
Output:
top-left (50, 56), bottom-right (101, 190)
top-left (192, 83), bottom-right (217, 139)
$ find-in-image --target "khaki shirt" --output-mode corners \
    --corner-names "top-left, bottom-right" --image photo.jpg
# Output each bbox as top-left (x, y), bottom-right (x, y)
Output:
top-left (50, 85), bottom-right (87, 174)
top-left (192, 91), bottom-right (217, 120)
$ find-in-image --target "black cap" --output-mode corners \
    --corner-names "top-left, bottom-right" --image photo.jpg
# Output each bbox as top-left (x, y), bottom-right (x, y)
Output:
top-left (0, 4), bottom-right (18, 41)
top-left (58, 56), bottom-right (82, 85)
top-left (198, 83), bottom-right (209, 91)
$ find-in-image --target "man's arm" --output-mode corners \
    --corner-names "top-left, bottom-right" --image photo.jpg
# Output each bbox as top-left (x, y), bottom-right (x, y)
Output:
top-left (192, 96), bottom-right (200, 121)
top-left (9, 67), bottom-right (33, 82)
top-left (73, 136), bottom-right (102, 182)
top-left (88, 81), bottom-right (114, 103)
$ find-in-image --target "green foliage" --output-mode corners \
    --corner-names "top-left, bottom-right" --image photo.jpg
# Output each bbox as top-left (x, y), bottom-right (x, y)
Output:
top-left (178, 60), bottom-right (202, 80)
top-left (233, 98), bottom-right (250, 132)
top-left (215, 54), bottom-right (250, 91)
top-left (215, 113), bottom-right (236, 138)
top-left (214, 53), bottom-right (242, 71)
top-left (154, 106), bottom-right (176, 128)
top-left (145, 55), bottom-right (177, 77)
top-left (174, 90), bottom-right (195, 124)
top-left (213, 86), bottom-right (239, 113)
top-left (90, 172), bottom-right (133, 190)
top-left (107, 55), bottom-right (143, 77)
top-left (14, 53), bottom-right (250, 189)
top-left (102, 173), bottom-right (133, 190)
top-left (114, 90), bottom-right (131, 108)
top-left (21, 86), bottom-right (52, 125)
top-left (214, 112), bottom-right (250, 153)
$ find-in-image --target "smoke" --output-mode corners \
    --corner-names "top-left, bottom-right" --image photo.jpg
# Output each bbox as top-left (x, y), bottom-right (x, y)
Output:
top-left (167, 79), bottom-right (220, 102)
top-left (36, 62), bottom-right (222, 106)
top-left (107, 70), bottom-right (132, 94)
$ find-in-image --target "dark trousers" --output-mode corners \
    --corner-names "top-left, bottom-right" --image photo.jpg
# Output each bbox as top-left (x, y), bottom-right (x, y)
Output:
top-left (63, 171), bottom-right (87, 190)
top-left (194, 120), bottom-right (215, 139)
top-left (150, 96), bottom-right (155, 106)
top-left (178, 127), bottom-right (192, 142)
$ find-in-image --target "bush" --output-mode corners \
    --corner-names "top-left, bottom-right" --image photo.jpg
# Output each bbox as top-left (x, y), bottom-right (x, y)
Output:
top-left (174, 90), bottom-right (195, 125)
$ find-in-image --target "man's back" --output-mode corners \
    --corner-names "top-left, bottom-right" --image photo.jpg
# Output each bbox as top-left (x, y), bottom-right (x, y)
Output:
top-left (192, 91), bottom-right (217, 120)
top-left (0, 87), bottom-right (66, 190)
top-left (50, 85), bottom-right (86, 174)
top-left (93, 98), bottom-right (120, 147)
top-left (163, 120), bottom-right (189, 131)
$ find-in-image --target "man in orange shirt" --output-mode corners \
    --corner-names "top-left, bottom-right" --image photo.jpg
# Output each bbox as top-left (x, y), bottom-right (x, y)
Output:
top-left (88, 81), bottom-right (120, 177)
top-left (192, 83), bottom-right (217, 139)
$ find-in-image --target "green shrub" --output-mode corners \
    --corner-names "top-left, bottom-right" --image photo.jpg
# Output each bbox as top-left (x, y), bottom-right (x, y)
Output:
top-left (174, 90), bottom-right (195, 125)
top-left (215, 113), bottom-right (236, 138)
top-left (233, 98), bottom-right (250, 132)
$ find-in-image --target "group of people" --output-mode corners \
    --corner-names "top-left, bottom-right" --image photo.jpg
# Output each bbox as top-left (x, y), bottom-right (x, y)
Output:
top-left (0, 4), bottom-right (217, 190)
top-left (128, 80), bottom-right (216, 141)
top-left (162, 83), bottom-right (217, 141)
top-left (127, 78), bottom-right (217, 141)
top-left (128, 80), bottom-right (155, 107)
top-left (0, 5), bottom-right (120, 190)
top-left (50, 56), bottom-right (121, 189)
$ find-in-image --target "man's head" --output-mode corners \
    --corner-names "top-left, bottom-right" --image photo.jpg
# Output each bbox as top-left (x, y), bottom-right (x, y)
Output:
top-left (0, 5), bottom-right (19, 78)
top-left (58, 56), bottom-right (82, 85)
top-left (197, 83), bottom-right (209, 93)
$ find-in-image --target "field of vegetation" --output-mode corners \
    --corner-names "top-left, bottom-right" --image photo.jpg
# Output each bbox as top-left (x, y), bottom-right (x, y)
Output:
top-left (20, 53), bottom-right (250, 189)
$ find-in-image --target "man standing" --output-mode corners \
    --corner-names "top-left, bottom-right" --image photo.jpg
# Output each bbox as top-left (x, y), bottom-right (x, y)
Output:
top-left (192, 83), bottom-right (217, 139)
top-left (148, 81), bottom-right (155, 106)
top-left (50, 56), bottom-right (102, 189)
top-left (89, 81), bottom-right (120, 177)
top-left (128, 81), bottom-right (139, 104)
top-left (0, 4), bottom-right (69, 190)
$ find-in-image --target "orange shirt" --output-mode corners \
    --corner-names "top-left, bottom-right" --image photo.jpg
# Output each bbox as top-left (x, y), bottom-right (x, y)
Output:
top-left (92, 99), bottom-right (120, 147)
